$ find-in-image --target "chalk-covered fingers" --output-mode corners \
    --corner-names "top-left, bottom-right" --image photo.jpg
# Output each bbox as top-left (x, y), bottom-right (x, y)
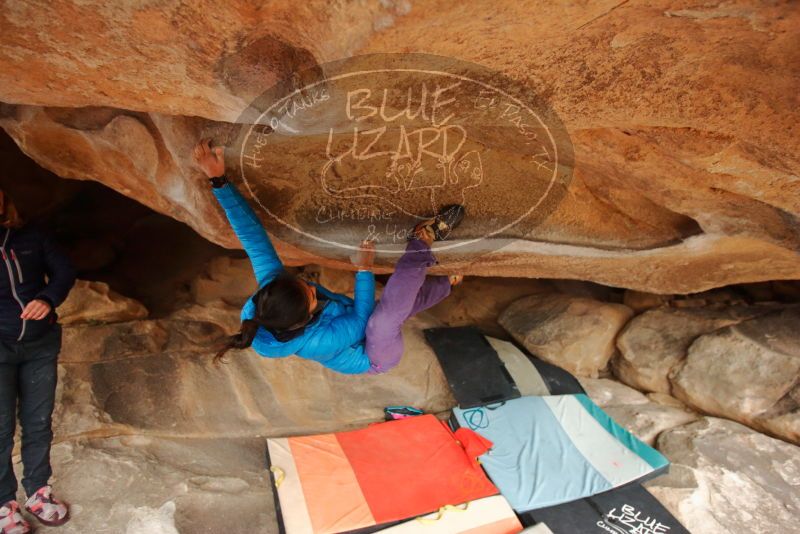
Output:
top-left (352, 239), bottom-right (376, 270)
top-left (193, 139), bottom-right (226, 178)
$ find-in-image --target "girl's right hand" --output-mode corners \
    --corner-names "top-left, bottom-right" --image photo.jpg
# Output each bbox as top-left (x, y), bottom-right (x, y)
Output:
top-left (352, 240), bottom-right (375, 270)
top-left (193, 138), bottom-right (226, 178)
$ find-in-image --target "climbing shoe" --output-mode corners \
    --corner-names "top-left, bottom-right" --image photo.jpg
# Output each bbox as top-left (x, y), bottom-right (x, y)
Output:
top-left (24, 486), bottom-right (69, 527)
top-left (413, 204), bottom-right (467, 242)
top-left (0, 501), bottom-right (30, 534)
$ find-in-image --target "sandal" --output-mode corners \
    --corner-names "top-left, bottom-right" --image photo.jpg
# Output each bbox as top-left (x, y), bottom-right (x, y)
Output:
top-left (24, 486), bottom-right (70, 527)
top-left (0, 502), bottom-right (31, 534)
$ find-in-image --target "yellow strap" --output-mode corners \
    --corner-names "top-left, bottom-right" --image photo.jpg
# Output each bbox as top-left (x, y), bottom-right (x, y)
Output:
top-left (416, 503), bottom-right (469, 524)
top-left (270, 466), bottom-right (285, 488)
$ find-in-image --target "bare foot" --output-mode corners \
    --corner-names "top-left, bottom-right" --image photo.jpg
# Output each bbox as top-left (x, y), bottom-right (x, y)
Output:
top-left (413, 219), bottom-right (436, 246)
top-left (449, 274), bottom-right (464, 286)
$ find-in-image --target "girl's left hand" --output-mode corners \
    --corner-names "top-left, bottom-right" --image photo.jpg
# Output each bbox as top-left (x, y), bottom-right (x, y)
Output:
top-left (352, 240), bottom-right (375, 270)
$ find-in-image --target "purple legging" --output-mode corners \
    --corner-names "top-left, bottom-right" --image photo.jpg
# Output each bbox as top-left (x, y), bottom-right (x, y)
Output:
top-left (365, 239), bottom-right (451, 374)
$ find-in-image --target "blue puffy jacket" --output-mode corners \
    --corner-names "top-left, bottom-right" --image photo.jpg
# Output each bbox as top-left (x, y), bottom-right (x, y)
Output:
top-left (212, 183), bottom-right (375, 374)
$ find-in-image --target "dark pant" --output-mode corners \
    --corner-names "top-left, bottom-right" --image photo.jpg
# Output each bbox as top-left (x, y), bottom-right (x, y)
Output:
top-left (0, 325), bottom-right (61, 504)
top-left (365, 239), bottom-right (451, 374)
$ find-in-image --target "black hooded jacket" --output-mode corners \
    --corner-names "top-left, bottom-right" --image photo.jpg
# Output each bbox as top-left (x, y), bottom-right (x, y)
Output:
top-left (0, 225), bottom-right (76, 343)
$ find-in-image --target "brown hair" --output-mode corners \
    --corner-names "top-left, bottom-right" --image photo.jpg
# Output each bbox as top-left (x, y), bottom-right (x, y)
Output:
top-left (0, 190), bottom-right (22, 228)
top-left (214, 272), bottom-right (311, 364)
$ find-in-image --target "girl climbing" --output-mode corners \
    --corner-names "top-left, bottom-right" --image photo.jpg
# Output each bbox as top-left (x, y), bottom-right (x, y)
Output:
top-left (192, 139), bottom-right (464, 375)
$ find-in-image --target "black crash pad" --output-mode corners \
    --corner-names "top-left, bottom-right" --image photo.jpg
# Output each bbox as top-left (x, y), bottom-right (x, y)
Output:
top-left (424, 326), bottom-right (584, 406)
top-left (519, 482), bottom-right (689, 534)
top-left (424, 326), bottom-right (520, 408)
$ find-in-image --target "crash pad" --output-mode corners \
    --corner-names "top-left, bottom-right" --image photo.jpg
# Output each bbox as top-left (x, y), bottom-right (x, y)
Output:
top-left (452, 395), bottom-right (669, 512)
top-left (266, 415), bottom-right (498, 534)
top-left (520, 482), bottom-right (689, 534)
top-left (484, 336), bottom-right (584, 396)
top-left (424, 326), bottom-right (520, 408)
top-left (375, 495), bottom-right (522, 533)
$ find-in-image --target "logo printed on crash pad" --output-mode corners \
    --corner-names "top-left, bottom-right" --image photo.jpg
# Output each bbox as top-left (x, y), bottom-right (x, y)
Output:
top-left (462, 408), bottom-right (490, 431)
top-left (598, 503), bottom-right (672, 534)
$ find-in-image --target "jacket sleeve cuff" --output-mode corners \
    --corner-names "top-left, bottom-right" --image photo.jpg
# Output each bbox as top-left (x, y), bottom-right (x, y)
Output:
top-left (35, 294), bottom-right (55, 308)
top-left (209, 175), bottom-right (229, 188)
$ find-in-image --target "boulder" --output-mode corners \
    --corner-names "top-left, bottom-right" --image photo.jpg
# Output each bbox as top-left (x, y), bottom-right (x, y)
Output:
top-left (125, 502), bottom-right (180, 534)
top-left (1, 2), bottom-right (799, 293)
top-left (646, 418), bottom-right (800, 534)
top-left (670, 287), bottom-right (748, 308)
top-left (548, 280), bottom-right (622, 303)
top-left (41, 300), bottom-right (454, 533)
top-left (54, 363), bottom-right (119, 442)
top-left (671, 308), bottom-right (800, 444)
top-left (12, 436), bottom-right (277, 534)
top-left (499, 294), bottom-right (633, 377)
top-left (190, 256), bottom-right (258, 306)
top-left (578, 377), bottom-right (650, 407)
top-left (580, 378), bottom-right (698, 446)
top-left (58, 313), bottom-right (454, 438)
top-left (425, 277), bottom-right (549, 338)
top-left (58, 280), bottom-right (148, 325)
top-left (169, 300), bottom-right (243, 336)
top-left (647, 392), bottom-right (690, 410)
top-left (613, 305), bottom-right (776, 394)
top-left (622, 290), bottom-right (671, 312)
top-left (601, 402), bottom-right (699, 447)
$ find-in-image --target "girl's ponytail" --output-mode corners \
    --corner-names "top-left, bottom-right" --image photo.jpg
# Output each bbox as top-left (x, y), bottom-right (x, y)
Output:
top-left (212, 272), bottom-right (311, 364)
top-left (214, 319), bottom-right (260, 364)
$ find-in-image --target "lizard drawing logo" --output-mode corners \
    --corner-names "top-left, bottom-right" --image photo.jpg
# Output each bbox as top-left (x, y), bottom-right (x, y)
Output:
top-left (320, 120), bottom-right (484, 216)
top-left (234, 53), bottom-right (573, 257)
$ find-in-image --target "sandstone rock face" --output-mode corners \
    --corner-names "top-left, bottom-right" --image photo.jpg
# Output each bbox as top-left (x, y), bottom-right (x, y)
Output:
top-left (425, 277), bottom-right (549, 338)
top-left (190, 256), bottom-right (258, 306)
top-left (14, 436), bottom-right (276, 534)
top-left (671, 308), bottom-right (800, 444)
top-left (1, 1), bottom-right (799, 293)
top-left (57, 312), bottom-right (454, 440)
top-left (168, 300), bottom-right (244, 336)
top-left (125, 502), bottom-right (180, 534)
top-left (57, 280), bottom-right (149, 325)
top-left (499, 294), bottom-right (633, 377)
top-left (43, 284), bottom-right (454, 531)
top-left (622, 290), bottom-right (671, 313)
top-left (647, 418), bottom-right (800, 534)
top-left (613, 305), bottom-right (775, 394)
top-left (580, 378), bottom-right (698, 445)
top-left (579, 376), bottom-right (650, 407)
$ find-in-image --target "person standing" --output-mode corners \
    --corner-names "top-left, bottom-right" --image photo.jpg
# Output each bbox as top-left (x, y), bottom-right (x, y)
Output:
top-left (0, 190), bottom-right (75, 533)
